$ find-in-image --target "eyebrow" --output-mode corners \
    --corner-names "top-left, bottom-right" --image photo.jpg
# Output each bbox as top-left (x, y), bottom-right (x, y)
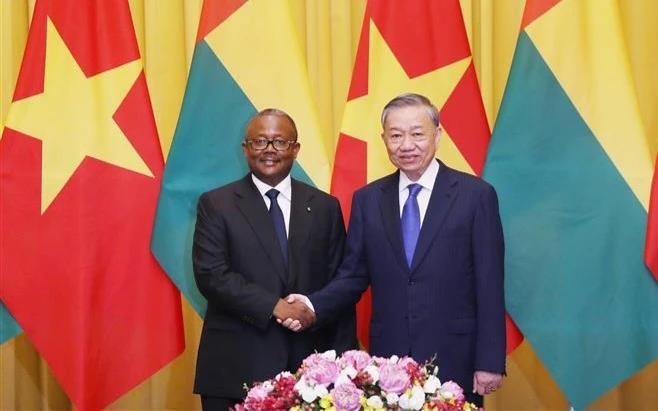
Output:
top-left (386, 125), bottom-right (424, 131)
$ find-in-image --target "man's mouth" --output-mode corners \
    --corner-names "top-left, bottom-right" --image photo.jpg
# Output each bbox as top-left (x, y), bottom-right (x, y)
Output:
top-left (260, 158), bottom-right (279, 166)
top-left (399, 155), bottom-right (418, 162)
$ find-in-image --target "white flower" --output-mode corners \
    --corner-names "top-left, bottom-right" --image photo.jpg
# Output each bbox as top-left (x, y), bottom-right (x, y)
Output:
top-left (364, 364), bottom-right (380, 383)
top-left (385, 392), bottom-right (399, 405)
top-left (335, 364), bottom-right (357, 386)
top-left (439, 388), bottom-right (455, 400)
top-left (261, 380), bottom-right (274, 392)
top-left (294, 378), bottom-right (318, 403)
top-left (342, 365), bottom-right (358, 379)
top-left (314, 384), bottom-right (329, 398)
top-left (423, 375), bottom-right (442, 394)
top-left (390, 355), bottom-right (399, 363)
top-left (366, 395), bottom-right (384, 408)
top-left (320, 350), bottom-right (337, 361)
top-left (398, 386), bottom-right (425, 410)
top-left (334, 372), bottom-right (352, 386)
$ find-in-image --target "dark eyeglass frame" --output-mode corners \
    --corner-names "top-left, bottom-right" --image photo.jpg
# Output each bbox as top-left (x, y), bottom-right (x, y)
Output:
top-left (244, 138), bottom-right (298, 151)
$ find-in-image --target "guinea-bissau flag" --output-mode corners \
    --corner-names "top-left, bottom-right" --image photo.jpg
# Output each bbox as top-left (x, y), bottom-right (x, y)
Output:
top-left (0, 1), bottom-right (184, 408)
top-left (152, 0), bottom-right (332, 315)
top-left (330, 0), bottom-right (523, 353)
top-left (647, 165), bottom-right (658, 281)
top-left (483, 0), bottom-right (658, 407)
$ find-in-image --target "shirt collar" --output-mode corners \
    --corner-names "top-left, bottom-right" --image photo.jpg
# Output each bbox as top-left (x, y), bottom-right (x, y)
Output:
top-left (251, 173), bottom-right (292, 201)
top-left (399, 159), bottom-right (440, 193)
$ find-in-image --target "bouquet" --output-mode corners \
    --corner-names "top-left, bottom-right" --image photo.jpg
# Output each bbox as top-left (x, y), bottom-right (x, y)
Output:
top-left (234, 350), bottom-right (476, 411)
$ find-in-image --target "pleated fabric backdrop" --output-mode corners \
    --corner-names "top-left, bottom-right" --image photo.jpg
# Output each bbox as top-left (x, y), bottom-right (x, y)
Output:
top-left (1, 1), bottom-right (657, 409)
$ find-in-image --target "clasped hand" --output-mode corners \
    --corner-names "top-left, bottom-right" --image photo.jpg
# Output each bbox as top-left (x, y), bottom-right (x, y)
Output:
top-left (272, 294), bottom-right (314, 331)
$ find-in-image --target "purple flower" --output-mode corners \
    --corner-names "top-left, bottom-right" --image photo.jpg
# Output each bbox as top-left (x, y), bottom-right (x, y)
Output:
top-left (339, 350), bottom-right (372, 371)
top-left (331, 382), bottom-right (363, 411)
top-left (378, 362), bottom-right (411, 394)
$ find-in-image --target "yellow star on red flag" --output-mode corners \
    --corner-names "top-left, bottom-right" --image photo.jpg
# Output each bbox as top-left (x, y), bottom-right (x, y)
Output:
top-left (341, 20), bottom-right (471, 181)
top-left (4, 18), bottom-right (152, 213)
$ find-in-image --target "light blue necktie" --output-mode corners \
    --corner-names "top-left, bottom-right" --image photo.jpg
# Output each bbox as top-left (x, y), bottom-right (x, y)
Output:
top-left (401, 183), bottom-right (422, 267)
top-left (266, 189), bottom-right (288, 263)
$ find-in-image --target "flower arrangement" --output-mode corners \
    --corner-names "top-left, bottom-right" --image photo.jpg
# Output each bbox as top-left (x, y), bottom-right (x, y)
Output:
top-left (234, 350), bottom-right (476, 411)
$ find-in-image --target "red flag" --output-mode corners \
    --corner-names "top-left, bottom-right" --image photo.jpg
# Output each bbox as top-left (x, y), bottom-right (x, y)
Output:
top-left (645, 158), bottom-right (658, 281)
top-left (0, 1), bottom-right (184, 409)
top-left (331, 0), bottom-right (523, 353)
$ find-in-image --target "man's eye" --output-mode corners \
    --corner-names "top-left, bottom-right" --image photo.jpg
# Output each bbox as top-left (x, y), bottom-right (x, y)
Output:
top-left (273, 139), bottom-right (287, 145)
top-left (254, 139), bottom-right (268, 145)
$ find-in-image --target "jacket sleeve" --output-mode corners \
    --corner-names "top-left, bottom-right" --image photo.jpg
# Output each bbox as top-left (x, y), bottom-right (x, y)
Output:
top-left (310, 191), bottom-right (370, 326)
top-left (472, 184), bottom-right (506, 373)
top-left (192, 193), bottom-right (279, 330)
top-left (324, 197), bottom-right (358, 352)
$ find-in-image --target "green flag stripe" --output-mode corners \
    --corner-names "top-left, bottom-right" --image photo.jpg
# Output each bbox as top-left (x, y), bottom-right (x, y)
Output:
top-left (484, 32), bottom-right (658, 408)
top-left (0, 303), bottom-right (21, 343)
top-left (152, 40), bottom-right (312, 316)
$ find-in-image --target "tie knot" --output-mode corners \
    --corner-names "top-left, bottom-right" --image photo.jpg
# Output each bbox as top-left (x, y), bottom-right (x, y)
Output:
top-left (266, 189), bottom-right (280, 200)
top-left (407, 184), bottom-right (422, 197)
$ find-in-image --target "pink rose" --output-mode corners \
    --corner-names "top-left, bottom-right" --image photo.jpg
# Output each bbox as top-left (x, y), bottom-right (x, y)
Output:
top-left (303, 355), bottom-right (339, 385)
top-left (440, 380), bottom-right (465, 401)
top-left (397, 356), bottom-right (418, 369)
top-left (378, 363), bottom-right (411, 394)
top-left (339, 350), bottom-right (372, 371)
top-left (243, 383), bottom-right (270, 410)
top-left (331, 382), bottom-right (363, 411)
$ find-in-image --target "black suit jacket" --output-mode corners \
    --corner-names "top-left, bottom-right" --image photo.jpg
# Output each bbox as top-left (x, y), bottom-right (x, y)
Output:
top-left (192, 174), bottom-right (357, 398)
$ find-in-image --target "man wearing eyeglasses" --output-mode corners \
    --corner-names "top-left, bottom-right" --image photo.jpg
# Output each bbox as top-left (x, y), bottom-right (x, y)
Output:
top-left (192, 108), bottom-right (357, 410)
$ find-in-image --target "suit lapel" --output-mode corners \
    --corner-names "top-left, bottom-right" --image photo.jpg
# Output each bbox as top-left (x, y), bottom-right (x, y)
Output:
top-left (410, 161), bottom-right (458, 273)
top-left (234, 175), bottom-right (288, 284)
top-left (379, 172), bottom-right (410, 273)
top-left (288, 180), bottom-right (313, 289)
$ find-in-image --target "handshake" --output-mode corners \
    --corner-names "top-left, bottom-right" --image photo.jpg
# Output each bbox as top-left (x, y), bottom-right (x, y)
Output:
top-left (272, 294), bottom-right (314, 332)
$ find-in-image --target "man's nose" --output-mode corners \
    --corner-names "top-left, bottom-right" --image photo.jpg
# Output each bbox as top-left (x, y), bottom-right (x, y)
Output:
top-left (263, 140), bottom-right (277, 152)
top-left (398, 135), bottom-right (416, 149)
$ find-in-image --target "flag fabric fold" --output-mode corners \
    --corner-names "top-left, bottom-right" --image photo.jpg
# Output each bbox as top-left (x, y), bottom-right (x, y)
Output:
top-left (645, 159), bottom-right (658, 281)
top-left (484, 0), bottom-right (658, 407)
top-left (0, 1), bottom-right (184, 408)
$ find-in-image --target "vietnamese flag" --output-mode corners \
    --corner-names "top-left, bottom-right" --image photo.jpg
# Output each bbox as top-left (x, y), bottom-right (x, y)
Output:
top-left (0, 1), bottom-right (184, 409)
top-left (331, 0), bottom-right (523, 353)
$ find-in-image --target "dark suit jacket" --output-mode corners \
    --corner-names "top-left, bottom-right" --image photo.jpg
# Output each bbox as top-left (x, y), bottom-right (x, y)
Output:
top-left (310, 160), bottom-right (505, 404)
top-left (193, 174), bottom-right (357, 398)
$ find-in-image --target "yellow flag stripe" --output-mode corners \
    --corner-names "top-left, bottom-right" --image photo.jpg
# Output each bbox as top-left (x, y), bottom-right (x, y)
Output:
top-left (527, 0), bottom-right (652, 209)
top-left (204, 1), bottom-right (331, 189)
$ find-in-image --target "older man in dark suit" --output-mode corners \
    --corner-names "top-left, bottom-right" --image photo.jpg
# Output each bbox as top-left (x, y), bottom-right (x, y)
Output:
top-left (285, 93), bottom-right (506, 407)
top-left (192, 109), bottom-right (356, 410)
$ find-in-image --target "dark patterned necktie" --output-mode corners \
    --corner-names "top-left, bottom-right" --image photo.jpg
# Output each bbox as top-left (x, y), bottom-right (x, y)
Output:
top-left (266, 189), bottom-right (288, 263)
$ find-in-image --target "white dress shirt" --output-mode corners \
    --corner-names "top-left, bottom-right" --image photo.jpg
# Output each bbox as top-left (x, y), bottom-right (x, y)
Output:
top-left (398, 159), bottom-right (440, 225)
top-left (251, 174), bottom-right (292, 236)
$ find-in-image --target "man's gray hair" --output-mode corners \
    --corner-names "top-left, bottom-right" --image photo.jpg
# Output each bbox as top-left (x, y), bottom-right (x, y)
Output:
top-left (381, 93), bottom-right (440, 127)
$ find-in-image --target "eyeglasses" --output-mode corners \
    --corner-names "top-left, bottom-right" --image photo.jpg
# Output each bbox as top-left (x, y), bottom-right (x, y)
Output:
top-left (245, 138), bottom-right (297, 151)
